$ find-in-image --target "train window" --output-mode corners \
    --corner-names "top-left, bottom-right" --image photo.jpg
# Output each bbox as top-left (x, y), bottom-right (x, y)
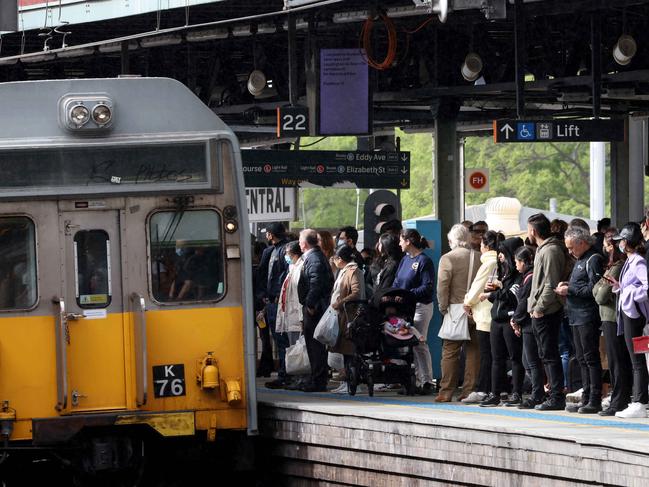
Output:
top-left (74, 230), bottom-right (112, 308)
top-left (0, 217), bottom-right (37, 310)
top-left (149, 210), bottom-right (225, 303)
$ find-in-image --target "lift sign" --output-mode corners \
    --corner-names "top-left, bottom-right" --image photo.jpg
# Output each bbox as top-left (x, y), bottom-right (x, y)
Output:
top-left (153, 364), bottom-right (186, 398)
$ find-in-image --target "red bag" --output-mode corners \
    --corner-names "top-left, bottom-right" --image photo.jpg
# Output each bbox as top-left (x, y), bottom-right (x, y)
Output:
top-left (632, 336), bottom-right (649, 354)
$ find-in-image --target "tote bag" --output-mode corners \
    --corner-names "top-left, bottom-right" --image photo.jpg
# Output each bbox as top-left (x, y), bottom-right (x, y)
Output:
top-left (438, 251), bottom-right (474, 341)
top-left (314, 305), bottom-right (340, 347)
top-left (285, 335), bottom-right (311, 375)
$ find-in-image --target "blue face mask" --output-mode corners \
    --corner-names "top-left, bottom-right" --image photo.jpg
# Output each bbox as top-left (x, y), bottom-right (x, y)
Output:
top-left (285, 255), bottom-right (292, 265)
top-left (619, 242), bottom-right (626, 253)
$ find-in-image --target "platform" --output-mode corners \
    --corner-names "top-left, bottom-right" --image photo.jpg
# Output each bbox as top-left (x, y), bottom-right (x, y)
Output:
top-left (257, 383), bottom-right (649, 486)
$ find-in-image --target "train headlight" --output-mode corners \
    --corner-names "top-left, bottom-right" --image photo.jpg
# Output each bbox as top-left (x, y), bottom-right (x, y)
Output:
top-left (92, 104), bottom-right (112, 126)
top-left (70, 105), bottom-right (90, 126)
top-left (225, 221), bottom-right (238, 233)
top-left (59, 94), bottom-right (114, 132)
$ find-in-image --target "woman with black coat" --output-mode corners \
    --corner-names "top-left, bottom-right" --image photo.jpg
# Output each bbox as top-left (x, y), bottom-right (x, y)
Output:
top-left (510, 246), bottom-right (545, 409)
top-left (371, 233), bottom-right (404, 295)
top-left (480, 236), bottom-right (525, 407)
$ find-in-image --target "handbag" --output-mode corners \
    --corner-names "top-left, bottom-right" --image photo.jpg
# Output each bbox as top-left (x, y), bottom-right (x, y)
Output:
top-left (438, 251), bottom-right (475, 341)
top-left (285, 335), bottom-right (311, 375)
top-left (313, 305), bottom-right (340, 347)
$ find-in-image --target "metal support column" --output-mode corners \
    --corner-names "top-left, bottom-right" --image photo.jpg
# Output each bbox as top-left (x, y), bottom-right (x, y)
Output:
top-left (514, 0), bottom-right (526, 119)
top-left (610, 123), bottom-right (630, 228)
top-left (629, 117), bottom-right (646, 222)
top-left (435, 119), bottom-right (460, 251)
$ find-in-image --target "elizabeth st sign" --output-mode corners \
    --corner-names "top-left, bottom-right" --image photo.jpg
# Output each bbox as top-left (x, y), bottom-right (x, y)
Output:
top-left (493, 119), bottom-right (625, 143)
top-left (241, 150), bottom-right (410, 189)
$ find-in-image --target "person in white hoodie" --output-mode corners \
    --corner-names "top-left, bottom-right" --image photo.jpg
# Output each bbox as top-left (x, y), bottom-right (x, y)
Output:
top-left (462, 230), bottom-right (503, 403)
top-left (270, 241), bottom-right (305, 389)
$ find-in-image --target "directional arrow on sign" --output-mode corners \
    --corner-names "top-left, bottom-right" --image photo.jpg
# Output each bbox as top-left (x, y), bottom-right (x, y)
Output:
top-left (400, 166), bottom-right (408, 174)
top-left (401, 153), bottom-right (408, 162)
top-left (400, 178), bottom-right (408, 187)
top-left (500, 123), bottom-right (514, 140)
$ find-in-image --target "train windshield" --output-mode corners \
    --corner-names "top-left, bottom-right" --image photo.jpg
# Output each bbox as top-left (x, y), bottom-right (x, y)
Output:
top-left (149, 210), bottom-right (225, 303)
top-left (0, 217), bottom-right (38, 310)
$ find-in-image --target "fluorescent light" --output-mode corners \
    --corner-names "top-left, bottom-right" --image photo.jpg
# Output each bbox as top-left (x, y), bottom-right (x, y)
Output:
top-left (333, 1), bottom-right (448, 23)
top-left (140, 34), bottom-right (182, 48)
top-left (281, 17), bottom-right (309, 30)
top-left (0, 57), bottom-right (18, 65)
top-left (98, 41), bottom-right (139, 53)
top-left (57, 47), bottom-right (95, 59)
top-left (186, 28), bottom-right (229, 42)
top-left (232, 25), bottom-right (252, 37)
top-left (256, 23), bottom-right (277, 35)
top-left (21, 53), bottom-right (56, 63)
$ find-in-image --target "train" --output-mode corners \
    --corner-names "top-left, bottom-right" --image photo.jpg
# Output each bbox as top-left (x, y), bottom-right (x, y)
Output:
top-left (0, 77), bottom-right (256, 481)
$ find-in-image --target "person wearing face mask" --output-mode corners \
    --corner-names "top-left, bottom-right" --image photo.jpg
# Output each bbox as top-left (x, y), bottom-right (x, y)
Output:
top-left (609, 223), bottom-right (649, 418)
top-left (337, 225), bottom-right (373, 294)
top-left (272, 241), bottom-right (306, 389)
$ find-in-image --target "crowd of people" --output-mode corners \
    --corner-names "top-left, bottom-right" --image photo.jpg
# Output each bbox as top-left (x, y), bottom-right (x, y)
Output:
top-left (253, 211), bottom-right (649, 419)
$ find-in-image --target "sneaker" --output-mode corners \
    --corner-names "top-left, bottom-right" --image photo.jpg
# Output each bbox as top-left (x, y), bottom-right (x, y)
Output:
top-left (602, 394), bottom-right (612, 410)
top-left (265, 379), bottom-right (286, 389)
top-left (503, 393), bottom-right (521, 407)
top-left (461, 391), bottom-right (487, 404)
top-left (565, 402), bottom-right (583, 413)
top-left (416, 382), bottom-right (434, 396)
top-left (566, 388), bottom-right (584, 403)
top-left (598, 407), bottom-right (618, 416)
top-left (330, 383), bottom-right (347, 393)
top-left (535, 399), bottom-right (566, 411)
top-left (479, 393), bottom-right (501, 407)
top-left (518, 397), bottom-right (544, 409)
top-left (578, 403), bottom-right (601, 414)
top-left (615, 402), bottom-right (648, 418)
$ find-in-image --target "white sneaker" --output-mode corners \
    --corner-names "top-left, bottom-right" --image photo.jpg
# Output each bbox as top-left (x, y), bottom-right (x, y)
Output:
top-left (615, 402), bottom-right (648, 418)
top-left (566, 388), bottom-right (583, 403)
top-left (461, 391), bottom-right (487, 403)
top-left (602, 394), bottom-right (611, 409)
top-left (330, 383), bottom-right (347, 394)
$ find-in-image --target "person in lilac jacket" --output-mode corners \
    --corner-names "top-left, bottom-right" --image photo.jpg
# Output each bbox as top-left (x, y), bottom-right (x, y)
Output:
top-left (610, 223), bottom-right (649, 418)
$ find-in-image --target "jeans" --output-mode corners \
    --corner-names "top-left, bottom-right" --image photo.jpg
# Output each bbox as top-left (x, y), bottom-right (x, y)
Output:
top-left (533, 310), bottom-right (565, 402)
top-left (522, 325), bottom-right (544, 401)
top-left (490, 320), bottom-right (524, 395)
top-left (413, 302), bottom-right (434, 385)
top-left (571, 320), bottom-right (602, 404)
top-left (477, 330), bottom-right (492, 393)
top-left (602, 321), bottom-right (632, 410)
top-left (622, 312), bottom-right (649, 404)
top-left (559, 318), bottom-right (574, 389)
top-left (266, 302), bottom-right (289, 379)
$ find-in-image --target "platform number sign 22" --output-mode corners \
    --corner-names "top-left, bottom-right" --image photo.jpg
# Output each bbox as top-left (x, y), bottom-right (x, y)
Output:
top-left (277, 106), bottom-right (309, 137)
top-left (153, 364), bottom-right (186, 398)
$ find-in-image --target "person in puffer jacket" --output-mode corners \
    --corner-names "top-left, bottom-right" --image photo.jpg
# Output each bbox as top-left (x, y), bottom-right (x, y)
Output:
top-left (480, 236), bottom-right (525, 407)
top-left (462, 230), bottom-right (503, 404)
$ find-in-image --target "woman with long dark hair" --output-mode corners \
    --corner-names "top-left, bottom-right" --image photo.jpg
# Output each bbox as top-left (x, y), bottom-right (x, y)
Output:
top-left (593, 229), bottom-right (631, 415)
top-left (480, 237), bottom-right (525, 407)
top-left (393, 229), bottom-right (436, 394)
top-left (372, 233), bottom-right (404, 295)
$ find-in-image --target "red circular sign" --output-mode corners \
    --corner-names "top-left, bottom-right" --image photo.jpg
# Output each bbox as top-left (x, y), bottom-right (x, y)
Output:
top-left (263, 164), bottom-right (272, 173)
top-left (316, 164), bottom-right (325, 174)
top-left (468, 170), bottom-right (488, 190)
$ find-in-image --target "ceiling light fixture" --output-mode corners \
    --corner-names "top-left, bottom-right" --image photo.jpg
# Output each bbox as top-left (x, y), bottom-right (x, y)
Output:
top-left (461, 52), bottom-right (483, 82)
top-left (613, 34), bottom-right (637, 66)
top-left (140, 34), bottom-right (182, 48)
top-left (57, 47), bottom-right (96, 59)
top-left (98, 41), bottom-right (139, 53)
top-left (186, 28), bottom-right (229, 42)
top-left (247, 70), bottom-right (267, 96)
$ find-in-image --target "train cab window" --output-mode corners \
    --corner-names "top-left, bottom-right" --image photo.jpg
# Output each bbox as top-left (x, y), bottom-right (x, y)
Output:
top-left (149, 210), bottom-right (224, 303)
top-left (74, 230), bottom-right (111, 308)
top-left (0, 217), bottom-right (37, 310)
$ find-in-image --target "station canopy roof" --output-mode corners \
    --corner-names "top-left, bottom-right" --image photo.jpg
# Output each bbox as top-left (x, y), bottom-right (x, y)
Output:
top-left (2, 0), bottom-right (649, 142)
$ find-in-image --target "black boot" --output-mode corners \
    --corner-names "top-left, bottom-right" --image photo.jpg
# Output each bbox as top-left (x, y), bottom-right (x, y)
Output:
top-left (479, 393), bottom-right (501, 407)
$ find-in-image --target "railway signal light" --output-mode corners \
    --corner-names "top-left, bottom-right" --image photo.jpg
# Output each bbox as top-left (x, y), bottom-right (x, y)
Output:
top-left (363, 190), bottom-right (401, 250)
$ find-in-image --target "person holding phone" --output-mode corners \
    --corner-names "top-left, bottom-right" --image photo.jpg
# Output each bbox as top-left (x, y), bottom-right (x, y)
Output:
top-left (610, 223), bottom-right (649, 418)
top-left (593, 229), bottom-right (631, 416)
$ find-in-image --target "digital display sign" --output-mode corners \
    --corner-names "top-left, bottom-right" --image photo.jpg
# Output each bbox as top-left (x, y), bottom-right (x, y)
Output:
top-left (319, 48), bottom-right (370, 135)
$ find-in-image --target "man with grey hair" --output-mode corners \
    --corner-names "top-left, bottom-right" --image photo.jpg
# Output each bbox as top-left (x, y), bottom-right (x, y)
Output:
top-left (555, 226), bottom-right (604, 413)
top-left (436, 223), bottom-right (481, 401)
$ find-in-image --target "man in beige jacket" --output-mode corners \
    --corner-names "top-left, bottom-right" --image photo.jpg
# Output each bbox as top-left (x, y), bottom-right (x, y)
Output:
top-left (436, 224), bottom-right (481, 401)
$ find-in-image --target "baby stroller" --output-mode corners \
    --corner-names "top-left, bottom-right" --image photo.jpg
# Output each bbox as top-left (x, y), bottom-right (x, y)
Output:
top-left (343, 287), bottom-right (420, 396)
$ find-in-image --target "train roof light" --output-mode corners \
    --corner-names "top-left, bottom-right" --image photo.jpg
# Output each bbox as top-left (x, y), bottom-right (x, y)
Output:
top-left (59, 94), bottom-right (114, 132)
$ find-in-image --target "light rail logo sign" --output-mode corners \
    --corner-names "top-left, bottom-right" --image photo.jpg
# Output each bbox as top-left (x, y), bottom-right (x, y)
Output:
top-left (246, 187), bottom-right (296, 223)
top-left (493, 119), bottom-right (625, 143)
top-left (242, 150), bottom-right (410, 189)
top-left (465, 168), bottom-right (490, 193)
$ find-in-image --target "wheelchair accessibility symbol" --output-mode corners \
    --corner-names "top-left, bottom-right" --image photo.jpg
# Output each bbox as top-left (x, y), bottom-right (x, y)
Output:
top-left (517, 122), bottom-right (536, 141)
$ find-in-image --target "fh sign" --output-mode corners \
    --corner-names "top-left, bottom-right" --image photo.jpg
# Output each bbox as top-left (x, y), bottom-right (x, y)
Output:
top-left (465, 168), bottom-right (490, 193)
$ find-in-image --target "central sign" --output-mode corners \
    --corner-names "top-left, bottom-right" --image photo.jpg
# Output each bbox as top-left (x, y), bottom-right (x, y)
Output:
top-left (242, 150), bottom-right (410, 189)
top-left (493, 119), bottom-right (626, 143)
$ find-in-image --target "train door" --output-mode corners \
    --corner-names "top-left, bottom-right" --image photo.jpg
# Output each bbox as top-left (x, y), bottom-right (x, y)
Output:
top-left (61, 210), bottom-right (128, 412)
